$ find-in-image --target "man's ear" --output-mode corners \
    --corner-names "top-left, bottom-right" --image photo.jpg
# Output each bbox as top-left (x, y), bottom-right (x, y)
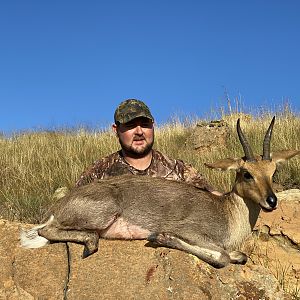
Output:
top-left (112, 124), bottom-right (118, 134)
top-left (205, 158), bottom-right (242, 171)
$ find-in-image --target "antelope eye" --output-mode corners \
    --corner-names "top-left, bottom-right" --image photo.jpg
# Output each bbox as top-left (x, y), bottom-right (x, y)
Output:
top-left (243, 172), bottom-right (253, 180)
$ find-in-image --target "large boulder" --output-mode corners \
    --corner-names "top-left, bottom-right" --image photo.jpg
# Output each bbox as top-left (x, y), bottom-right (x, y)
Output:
top-left (186, 120), bottom-right (229, 151)
top-left (250, 189), bottom-right (300, 295)
top-left (186, 114), bottom-right (253, 152)
top-left (1, 189), bottom-right (299, 299)
top-left (0, 219), bottom-right (66, 299)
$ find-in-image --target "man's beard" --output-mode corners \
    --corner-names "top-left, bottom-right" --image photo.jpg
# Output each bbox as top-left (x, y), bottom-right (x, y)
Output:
top-left (119, 136), bottom-right (154, 158)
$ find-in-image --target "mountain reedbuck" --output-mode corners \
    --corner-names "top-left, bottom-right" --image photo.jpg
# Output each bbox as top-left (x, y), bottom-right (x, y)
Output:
top-left (21, 117), bottom-right (299, 268)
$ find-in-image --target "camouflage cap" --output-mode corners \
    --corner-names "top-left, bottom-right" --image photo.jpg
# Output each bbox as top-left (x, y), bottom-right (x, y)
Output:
top-left (114, 99), bottom-right (154, 124)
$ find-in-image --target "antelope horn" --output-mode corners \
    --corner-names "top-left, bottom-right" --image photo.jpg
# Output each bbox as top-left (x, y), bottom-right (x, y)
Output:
top-left (262, 116), bottom-right (275, 161)
top-left (237, 118), bottom-right (256, 162)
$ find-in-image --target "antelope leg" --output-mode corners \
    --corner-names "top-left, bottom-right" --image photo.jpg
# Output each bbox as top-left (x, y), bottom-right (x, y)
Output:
top-left (148, 232), bottom-right (236, 269)
top-left (39, 227), bottom-right (99, 258)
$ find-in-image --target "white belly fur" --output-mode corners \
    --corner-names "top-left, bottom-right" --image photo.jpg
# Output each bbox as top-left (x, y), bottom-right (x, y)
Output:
top-left (100, 217), bottom-right (151, 240)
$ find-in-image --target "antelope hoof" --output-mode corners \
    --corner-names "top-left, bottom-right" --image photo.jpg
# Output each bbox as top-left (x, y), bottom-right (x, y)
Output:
top-left (229, 250), bottom-right (247, 265)
top-left (82, 245), bottom-right (98, 259)
top-left (147, 232), bottom-right (160, 243)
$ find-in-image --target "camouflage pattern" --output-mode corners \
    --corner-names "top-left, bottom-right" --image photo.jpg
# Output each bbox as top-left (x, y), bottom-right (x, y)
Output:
top-left (76, 149), bottom-right (214, 192)
top-left (114, 99), bottom-right (154, 124)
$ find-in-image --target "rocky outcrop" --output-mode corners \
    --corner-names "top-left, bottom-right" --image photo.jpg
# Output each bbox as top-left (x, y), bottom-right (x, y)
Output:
top-left (0, 220), bottom-right (66, 299)
top-left (1, 189), bottom-right (299, 299)
top-left (186, 120), bottom-right (229, 151)
top-left (249, 189), bottom-right (300, 295)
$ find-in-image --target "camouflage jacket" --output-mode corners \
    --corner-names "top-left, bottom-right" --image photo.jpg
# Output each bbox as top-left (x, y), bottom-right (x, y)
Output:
top-left (76, 149), bottom-right (214, 191)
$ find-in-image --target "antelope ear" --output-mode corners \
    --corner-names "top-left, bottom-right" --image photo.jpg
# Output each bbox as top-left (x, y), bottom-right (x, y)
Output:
top-left (271, 150), bottom-right (300, 164)
top-left (205, 158), bottom-right (242, 171)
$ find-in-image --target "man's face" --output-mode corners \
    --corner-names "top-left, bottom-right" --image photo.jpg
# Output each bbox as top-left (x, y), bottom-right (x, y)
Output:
top-left (113, 117), bottom-right (154, 157)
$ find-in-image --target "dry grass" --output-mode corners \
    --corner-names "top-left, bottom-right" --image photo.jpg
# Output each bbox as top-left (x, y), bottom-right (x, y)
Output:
top-left (0, 110), bottom-right (299, 223)
top-left (0, 129), bottom-right (119, 221)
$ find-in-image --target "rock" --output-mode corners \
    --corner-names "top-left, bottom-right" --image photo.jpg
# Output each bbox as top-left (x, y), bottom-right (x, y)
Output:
top-left (0, 220), bottom-right (66, 299)
top-left (248, 189), bottom-right (300, 295)
top-left (0, 215), bottom-right (295, 299)
top-left (65, 243), bottom-right (289, 300)
top-left (254, 189), bottom-right (300, 244)
top-left (276, 189), bottom-right (300, 202)
top-left (52, 186), bottom-right (69, 200)
top-left (186, 120), bottom-right (229, 151)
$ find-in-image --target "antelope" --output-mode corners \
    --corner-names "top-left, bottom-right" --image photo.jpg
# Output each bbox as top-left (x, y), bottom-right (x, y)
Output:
top-left (21, 117), bottom-right (299, 268)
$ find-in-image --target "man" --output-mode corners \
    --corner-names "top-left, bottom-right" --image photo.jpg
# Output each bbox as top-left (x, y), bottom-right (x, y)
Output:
top-left (76, 99), bottom-right (216, 193)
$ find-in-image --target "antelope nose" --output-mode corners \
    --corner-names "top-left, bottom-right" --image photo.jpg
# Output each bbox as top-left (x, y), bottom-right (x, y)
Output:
top-left (266, 195), bottom-right (277, 209)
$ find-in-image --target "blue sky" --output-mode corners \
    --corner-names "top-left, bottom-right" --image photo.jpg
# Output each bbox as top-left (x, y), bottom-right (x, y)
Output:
top-left (0, 1), bottom-right (299, 133)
